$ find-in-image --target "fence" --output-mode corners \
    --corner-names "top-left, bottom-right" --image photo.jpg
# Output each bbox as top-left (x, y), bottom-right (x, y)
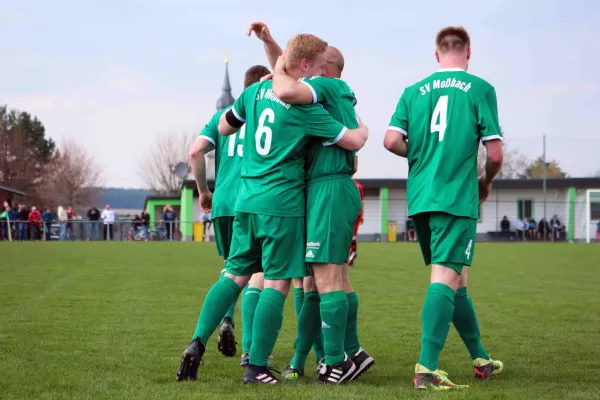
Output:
top-left (0, 220), bottom-right (203, 242)
top-left (2, 198), bottom-right (599, 243)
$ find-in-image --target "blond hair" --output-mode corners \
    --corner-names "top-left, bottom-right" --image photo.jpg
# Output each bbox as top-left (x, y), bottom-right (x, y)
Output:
top-left (285, 34), bottom-right (328, 66)
top-left (436, 26), bottom-right (470, 53)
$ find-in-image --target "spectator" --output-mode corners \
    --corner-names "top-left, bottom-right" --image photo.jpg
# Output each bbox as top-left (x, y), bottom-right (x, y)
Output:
top-left (515, 218), bottom-right (527, 240)
top-left (141, 209), bottom-right (150, 238)
top-left (28, 206), bottom-right (42, 240)
top-left (537, 218), bottom-right (551, 241)
top-left (57, 206), bottom-right (68, 240)
top-left (66, 205), bottom-right (76, 241)
top-left (550, 215), bottom-right (564, 240)
top-left (406, 217), bottom-right (417, 242)
top-left (101, 204), bottom-right (115, 241)
top-left (87, 206), bottom-right (101, 241)
top-left (500, 216), bottom-right (510, 233)
top-left (527, 217), bottom-right (536, 240)
top-left (16, 204), bottom-right (29, 241)
top-left (200, 210), bottom-right (212, 242)
top-left (163, 205), bottom-right (177, 241)
top-left (42, 208), bottom-right (54, 241)
top-left (1, 204), bottom-right (15, 241)
top-left (596, 221), bottom-right (600, 241)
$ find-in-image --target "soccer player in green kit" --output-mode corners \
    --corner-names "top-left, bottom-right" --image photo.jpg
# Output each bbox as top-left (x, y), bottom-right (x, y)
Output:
top-left (177, 33), bottom-right (368, 385)
top-left (179, 65), bottom-right (271, 378)
top-left (246, 22), bottom-right (374, 383)
top-left (384, 26), bottom-right (504, 390)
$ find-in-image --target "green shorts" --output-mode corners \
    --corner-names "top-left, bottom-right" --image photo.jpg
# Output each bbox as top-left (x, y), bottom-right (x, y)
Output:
top-left (213, 216), bottom-right (234, 260)
top-left (411, 212), bottom-right (477, 274)
top-left (226, 212), bottom-right (307, 280)
top-left (305, 176), bottom-right (361, 264)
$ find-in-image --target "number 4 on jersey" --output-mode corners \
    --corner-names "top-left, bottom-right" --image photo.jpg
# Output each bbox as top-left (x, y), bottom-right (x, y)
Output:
top-left (430, 95), bottom-right (448, 142)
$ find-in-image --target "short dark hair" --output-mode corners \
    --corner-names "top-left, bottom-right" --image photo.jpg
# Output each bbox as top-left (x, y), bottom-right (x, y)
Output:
top-left (436, 26), bottom-right (470, 53)
top-left (244, 65), bottom-right (271, 88)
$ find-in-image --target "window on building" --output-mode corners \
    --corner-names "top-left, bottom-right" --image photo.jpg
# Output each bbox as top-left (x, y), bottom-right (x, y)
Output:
top-left (517, 199), bottom-right (533, 220)
top-left (591, 202), bottom-right (600, 220)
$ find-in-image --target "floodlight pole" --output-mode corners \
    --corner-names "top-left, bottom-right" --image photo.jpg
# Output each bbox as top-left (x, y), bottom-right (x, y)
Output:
top-left (542, 135), bottom-right (547, 225)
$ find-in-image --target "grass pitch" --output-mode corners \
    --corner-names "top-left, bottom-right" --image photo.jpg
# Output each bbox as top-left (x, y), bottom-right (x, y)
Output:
top-left (1, 242), bottom-right (599, 400)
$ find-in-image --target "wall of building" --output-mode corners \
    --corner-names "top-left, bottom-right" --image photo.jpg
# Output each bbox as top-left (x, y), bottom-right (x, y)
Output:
top-left (386, 187), bottom-right (570, 235)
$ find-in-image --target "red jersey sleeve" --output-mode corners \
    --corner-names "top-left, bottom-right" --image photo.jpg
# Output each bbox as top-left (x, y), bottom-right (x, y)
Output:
top-left (355, 180), bottom-right (364, 200)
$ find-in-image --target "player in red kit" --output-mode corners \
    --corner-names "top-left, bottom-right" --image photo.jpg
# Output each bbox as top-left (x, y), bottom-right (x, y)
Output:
top-left (348, 179), bottom-right (364, 267)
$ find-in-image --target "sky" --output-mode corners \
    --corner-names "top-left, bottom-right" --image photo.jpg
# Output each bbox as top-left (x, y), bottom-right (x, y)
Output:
top-left (1, 0), bottom-right (599, 188)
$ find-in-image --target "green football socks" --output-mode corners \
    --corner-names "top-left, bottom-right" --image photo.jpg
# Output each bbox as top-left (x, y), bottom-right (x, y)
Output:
top-left (249, 288), bottom-right (285, 367)
top-left (241, 285), bottom-right (261, 354)
top-left (320, 290), bottom-right (349, 366)
top-left (293, 286), bottom-right (325, 362)
top-left (192, 276), bottom-right (241, 345)
top-left (293, 288), bottom-right (304, 317)
top-left (418, 283), bottom-right (455, 371)
top-left (290, 291), bottom-right (321, 371)
top-left (221, 271), bottom-right (237, 327)
top-left (453, 287), bottom-right (489, 360)
top-left (344, 291), bottom-right (361, 355)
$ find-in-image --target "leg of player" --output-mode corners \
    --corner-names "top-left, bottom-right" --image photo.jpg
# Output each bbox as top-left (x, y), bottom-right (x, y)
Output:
top-left (240, 272), bottom-right (264, 368)
top-left (293, 277), bottom-right (305, 317)
top-left (283, 276), bottom-right (321, 379)
top-left (292, 276), bottom-right (325, 366)
top-left (218, 268), bottom-right (238, 358)
top-left (313, 263), bottom-right (356, 384)
top-left (453, 267), bottom-right (504, 380)
top-left (342, 264), bottom-right (375, 381)
top-left (177, 273), bottom-right (250, 381)
top-left (243, 279), bottom-right (291, 384)
top-left (413, 265), bottom-right (468, 390)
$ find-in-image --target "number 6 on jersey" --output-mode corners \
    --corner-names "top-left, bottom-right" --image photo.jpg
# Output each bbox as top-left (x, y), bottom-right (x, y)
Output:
top-left (430, 95), bottom-right (448, 142)
top-left (256, 108), bottom-right (274, 156)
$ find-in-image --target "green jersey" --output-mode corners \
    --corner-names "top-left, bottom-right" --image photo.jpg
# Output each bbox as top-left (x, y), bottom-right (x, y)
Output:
top-left (197, 108), bottom-right (244, 218)
top-left (300, 76), bottom-right (359, 181)
top-left (231, 80), bottom-right (348, 217)
top-left (388, 68), bottom-right (502, 219)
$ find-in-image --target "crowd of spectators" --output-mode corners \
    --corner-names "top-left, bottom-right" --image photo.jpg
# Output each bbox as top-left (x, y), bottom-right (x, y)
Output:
top-left (1, 201), bottom-right (181, 242)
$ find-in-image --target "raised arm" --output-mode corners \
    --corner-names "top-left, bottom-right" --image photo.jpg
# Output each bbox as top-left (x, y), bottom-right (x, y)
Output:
top-left (335, 118), bottom-right (368, 151)
top-left (272, 55), bottom-right (314, 104)
top-left (246, 22), bottom-right (283, 70)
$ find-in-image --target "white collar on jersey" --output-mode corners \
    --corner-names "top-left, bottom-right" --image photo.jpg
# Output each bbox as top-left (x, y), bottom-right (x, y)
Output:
top-left (436, 68), bottom-right (465, 72)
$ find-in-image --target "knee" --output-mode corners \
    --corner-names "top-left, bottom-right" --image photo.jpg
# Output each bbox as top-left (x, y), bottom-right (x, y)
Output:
top-left (248, 273), bottom-right (264, 290)
top-left (313, 263), bottom-right (344, 293)
top-left (303, 276), bottom-right (317, 292)
top-left (264, 279), bottom-right (291, 296)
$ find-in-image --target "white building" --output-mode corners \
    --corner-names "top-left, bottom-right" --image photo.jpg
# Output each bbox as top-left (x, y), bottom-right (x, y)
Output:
top-left (358, 178), bottom-right (600, 242)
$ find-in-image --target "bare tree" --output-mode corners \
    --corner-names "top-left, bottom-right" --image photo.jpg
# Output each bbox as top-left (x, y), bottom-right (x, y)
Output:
top-left (139, 130), bottom-right (195, 195)
top-left (41, 138), bottom-right (102, 208)
top-left (478, 140), bottom-right (529, 179)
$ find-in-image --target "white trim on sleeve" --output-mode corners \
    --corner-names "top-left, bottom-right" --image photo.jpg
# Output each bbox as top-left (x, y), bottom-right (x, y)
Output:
top-left (231, 107), bottom-right (245, 122)
top-left (299, 80), bottom-right (318, 104)
top-left (387, 126), bottom-right (408, 137)
top-left (481, 134), bottom-right (503, 142)
top-left (322, 127), bottom-right (348, 147)
top-left (197, 135), bottom-right (215, 146)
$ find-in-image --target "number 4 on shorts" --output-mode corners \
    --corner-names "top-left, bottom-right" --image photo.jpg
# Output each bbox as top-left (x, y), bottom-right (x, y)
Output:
top-left (465, 239), bottom-right (473, 260)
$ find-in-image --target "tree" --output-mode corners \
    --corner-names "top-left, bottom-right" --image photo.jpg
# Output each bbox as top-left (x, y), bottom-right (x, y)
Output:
top-left (139, 130), bottom-right (195, 195)
top-left (0, 106), bottom-right (57, 198)
top-left (41, 138), bottom-right (103, 209)
top-left (478, 140), bottom-right (529, 179)
top-left (521, 157), bottom-right (568, 179)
